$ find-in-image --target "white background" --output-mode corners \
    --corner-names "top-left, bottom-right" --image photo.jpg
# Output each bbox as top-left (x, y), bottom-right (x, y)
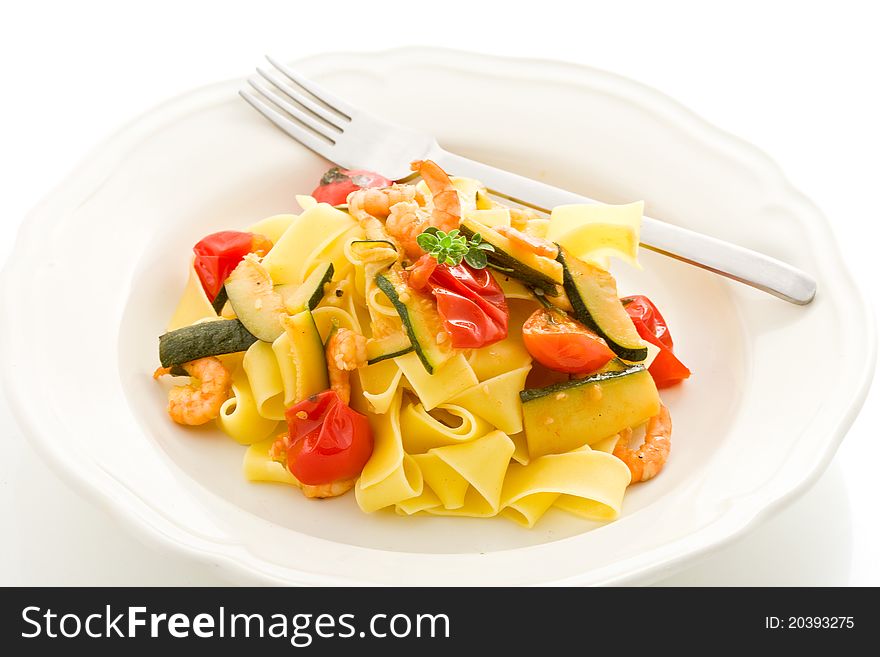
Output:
top-left (0, 0), bottom-right (877, 585)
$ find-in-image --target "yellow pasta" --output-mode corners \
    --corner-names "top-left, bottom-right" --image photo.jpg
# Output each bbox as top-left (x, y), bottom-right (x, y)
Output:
top-left (501, 492), bottom-right (559, 528)
top-left (466, 332), bottom-right (532, 382)
top-left (295, 195), bottom-right (317, 212)
top-left (356, 455), bottom-right (422, 513)
top-left (410, 452), bottom-right (471, 510)
top-left (316, 273), bottom-right (366, 335)
top-left (167, 264), bottom-right (216, 331)
top-left (310, 224), bottom-right (364, 282)
top-left (243, 437), bottom-right (299, 486)
top-left (399, 401), bottom-right (494, 454)
top-left (355, 359), bottom-right (403, 415)
top-left (395, 352), bottom-right (478, 411)
top-left (358, 390), bottom-right (406, 489)
top-left (548, 201), bottom-right (643, 269)
top-left (312, 306), bottom-right (358, 342)
top-left (247, 213), bottom-right (298, 244)
top-left (367, 285), bottom-right (399, 318)
top-left (501, 449), bottom-right (631, 526)
top-left (261, 203), bottom-right (357, 285)
top-left (217, 364), bottom-right (280, 445)
top-left (449, 365), bottom-right (531, 435)
top-left (355, 392), bottom-right (423, 511)
top-left (242, 341), bottom-right (286, 421)
top-left (421, 431), bottom-right (515, 518)
top-left (271, 332), bottom-right (298, 406)
top-left (508, 432), bottom-right (531, 466)
top-left (395, 485), bottom-right (442, 516)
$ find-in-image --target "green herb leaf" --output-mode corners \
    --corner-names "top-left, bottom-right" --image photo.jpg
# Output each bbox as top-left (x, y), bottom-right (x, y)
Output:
top-left (464, 248), bottom-right (488, 269)
top-left (418, 227), bottom-right (492, 269)
top-left (416, 232), bottom-right (439, 251)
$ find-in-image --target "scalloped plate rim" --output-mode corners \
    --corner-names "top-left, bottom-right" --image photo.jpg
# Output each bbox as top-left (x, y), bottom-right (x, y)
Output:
top-left (1, 47), bottom-right (874, 586)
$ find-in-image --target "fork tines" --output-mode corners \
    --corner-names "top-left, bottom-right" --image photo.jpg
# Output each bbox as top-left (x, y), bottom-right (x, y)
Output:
top-left (240, 56), bottom-right (352, 149)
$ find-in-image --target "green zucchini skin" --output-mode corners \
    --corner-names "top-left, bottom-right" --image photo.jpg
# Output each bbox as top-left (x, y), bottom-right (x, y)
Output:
top-left (280, 262), bottom-right (335, 313)
top-left (519, 364), bottom-right (645, 403)
top-left (210, 286), bottom-right (228, 315)
top-left (159, 319), bottom-right (257, 368)
top-left (349, 240), bottom-right (397, 255)
top-left (375, 269), bottom-right (449, 374)
top-left (459, 219), bottom-right (559, 294)
top-left (365, 332), bottom-right (414, 365)
top-left (303, 262), bottom-right (334, 311)
top-left (557, 247), bottom-right (648, 362)
top-left (366, 346), bottom-right (413, 365)
top-left (520, 363), bottom-right (659, 458)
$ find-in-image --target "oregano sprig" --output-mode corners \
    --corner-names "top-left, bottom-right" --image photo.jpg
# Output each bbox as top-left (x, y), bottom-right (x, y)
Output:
top-left (416, 227), bottom-right (495, 268)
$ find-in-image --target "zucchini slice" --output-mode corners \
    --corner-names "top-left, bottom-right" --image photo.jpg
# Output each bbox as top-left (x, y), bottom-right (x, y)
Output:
top-left (210, 286), bottom-right (228, 315)
top-left (520, 364), bottom-right (660, 458)
top-left (365, 331), bottom-right (413, 365)
top-left (375, 266), bottom-right (452, 374)
top-left (557, 247), bottom-right (648, 362)
top-left (285, 309), bottom-right (329, 402)
top-left (459, 217), bottom-right (562, 294)
top-left (159, 319), bottom-right (257, 368)
top-left (280, 261), bottom-right (334, 312)
top-left (224, 255), bottom-right (286, 342)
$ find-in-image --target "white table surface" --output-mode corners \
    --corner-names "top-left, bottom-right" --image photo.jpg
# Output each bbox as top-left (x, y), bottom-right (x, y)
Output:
top-left (1, 0), bottom-right (877, 586)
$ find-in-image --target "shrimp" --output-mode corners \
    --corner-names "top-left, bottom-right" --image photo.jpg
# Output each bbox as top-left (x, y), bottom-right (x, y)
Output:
top-left (347, 184), bottom-right (422, 219)
top-left (325, 326), bottom-right (367, 406)
top-left (410, 159), bottom-right (461, 232)
top-left (382, 160), bottom-right (463, 260)
top-left (301, 478), bottom-right (357, 499)
top-left (385, 200), bottom-right (432, 261)
top-left (268, 433), bottom-right (356, 499)
top-left (613, 404), bottom-right (672, 483)
top-left (153, 356), bottom-right (232, 426)
top-left (495, 225), bottom-right (559, 259)
top-left (347, 184), bottom-right (422, 243)
top-left (345, 161), bottom-right (459, 262)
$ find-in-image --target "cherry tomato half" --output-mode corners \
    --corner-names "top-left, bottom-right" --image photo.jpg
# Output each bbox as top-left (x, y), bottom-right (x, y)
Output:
top-left (622, 295), bottom-right (691, 388)
top-left (311, 167), bottom-right (392, 206)
top-left (522, 307), bottom-right (615, 374)
top-left (193, 231), bottom-right (272, 300)
top-left (408, 262), bottom-right (509, 350)
top-left (281, 390), bottom-right (373, 486)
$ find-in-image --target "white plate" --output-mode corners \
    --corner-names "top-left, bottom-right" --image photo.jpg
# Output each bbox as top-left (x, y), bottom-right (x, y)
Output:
top-left (1, 48), bottom-right (874, 585)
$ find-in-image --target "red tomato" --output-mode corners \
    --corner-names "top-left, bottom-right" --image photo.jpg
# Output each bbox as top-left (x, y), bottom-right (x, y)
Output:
top-left (279, 390), bottom-right (374, 486)
top-left (522, 307), bottom-right (615, 374)
top-left (193, 231), bottom-right (272, 300)
top-left (622, 295), bottom-right (691, 388)
top-left (311, 167), bottom-right (392, 206)
top-left (412, 263), bottom-right (508, 349)
top-left (622, 295), bottom-right (673, 349)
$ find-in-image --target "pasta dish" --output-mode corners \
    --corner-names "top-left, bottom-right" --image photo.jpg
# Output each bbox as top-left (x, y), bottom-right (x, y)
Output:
top-left (153, 161), bottom-right (690, 527)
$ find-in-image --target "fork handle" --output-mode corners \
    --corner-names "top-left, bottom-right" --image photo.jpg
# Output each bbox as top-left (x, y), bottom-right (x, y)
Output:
top-left (433, 150), bottom-right (816, 305)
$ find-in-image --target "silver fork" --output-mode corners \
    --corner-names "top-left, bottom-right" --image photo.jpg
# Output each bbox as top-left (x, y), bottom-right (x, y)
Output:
top-left (241, 57), bottom-right (816, 305)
